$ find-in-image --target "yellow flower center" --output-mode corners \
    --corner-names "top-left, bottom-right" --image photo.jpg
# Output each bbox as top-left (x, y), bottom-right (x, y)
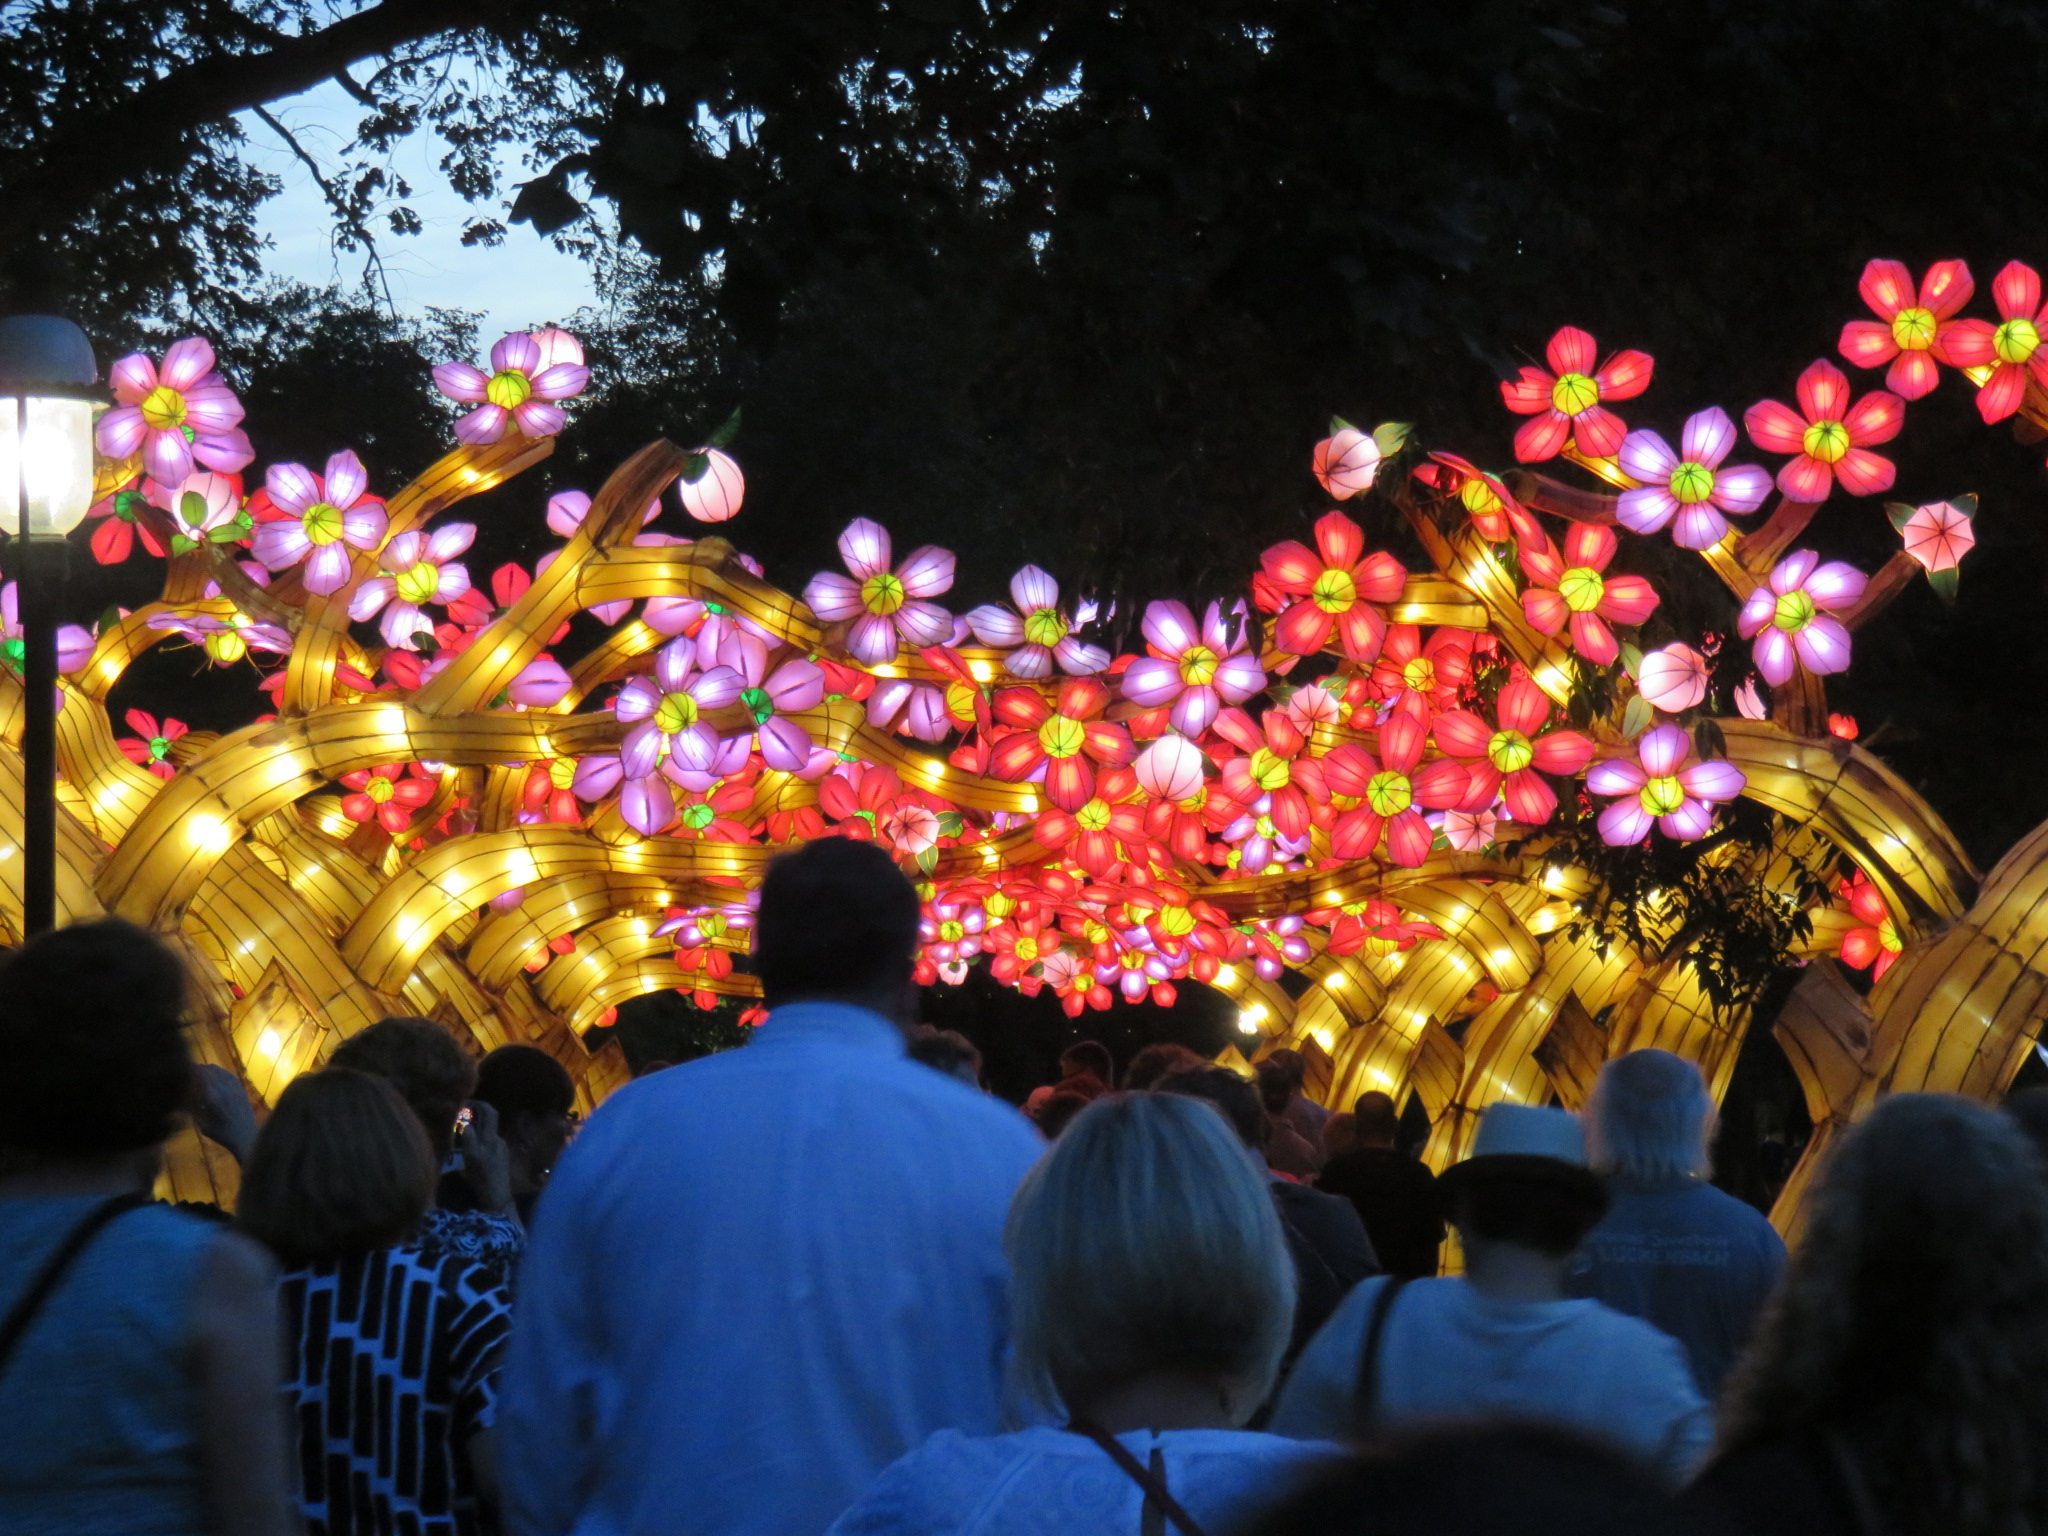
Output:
top-left (1638, 775), bottom-right (1686, 816)
top-left (1558, 566), bottom-right (1606, 613)
top-left (364, 776), bottom-right (395, 804)
top-left (1802, 420), bottom-right (1849, 465)
top-left (1248, 747), bottom-right (1292, 791)
top-left (1014, 935), bottom-right (1039, 963)
top-left (1891, 306), bottom-right (1937, 351)
top-left (1878, 919), bottom-right (1901, 955)
top-left (1038, 713), bottom-right (1086, 760)
top-left (139, 385), bottom-right (187, 431)
top-left (1461, 478), bottom-right (1503, 518)
top-left (1023, 607), bottom-right (1069, 647)
top-left (1178, 644), bottom-right (1219, 686)
top-left (1075, 798), bottom-right (1113, 832)
top-left (986, 892), bottom-right (1016, 919)
top-left (548, 758), bottom-right (577, 789)
top-left (1995, 316), bottom-right (2042, 365)
top-left (395, 561), bottom-right (441, 605)
top-left (1083, 920), bottom-right (1110, 944)
top-left (1669, 462), bottom-right (1715, 505)
top-left (655, 691), bottom-right (700, 734)
top-left (860, 571), bottom-right (906, 616)
top-left (1178, 786), bottom-right (1208, 814)
top-left (204, 630), bottom-right (247, 664)
top-left (1773, 589), bottom-right (1816, 633)
top-left (939, 919), bottom-right (965, 942)
top-left (1551, 372), bottom-right (1599, 416)
top-left (1253, 815), bottom-right (1278, 839)
top-left (1156, 906), bottom-right (1195, 937)
top-left (485, 369), bottom-right (533, 409)
top-left (1402, 657), bottom-right (1437, 693)
top-left (1365, 770), bottom-right (1412, 816)
top-left (303, 501), bottom-right (345, 546)
top-left (1310, 567), bottom-right (1357, 614)
top-left (1488, 728), bottom-right (1535, 773)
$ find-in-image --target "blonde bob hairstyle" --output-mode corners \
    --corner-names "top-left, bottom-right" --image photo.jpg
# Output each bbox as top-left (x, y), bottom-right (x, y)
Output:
top-left (238, 1068), bottom-right (437, 1266)
top-left (1004, 1092), bottom-right (1296, 1424)
top-left (1585, 1049), bottom-right (1713, 1184)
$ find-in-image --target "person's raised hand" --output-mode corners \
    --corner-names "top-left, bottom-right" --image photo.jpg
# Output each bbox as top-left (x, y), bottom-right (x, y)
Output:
top-left (191, 1062), bottom-right (260, 1166)
top-left (458, 1099), bottom-right (516, 1216)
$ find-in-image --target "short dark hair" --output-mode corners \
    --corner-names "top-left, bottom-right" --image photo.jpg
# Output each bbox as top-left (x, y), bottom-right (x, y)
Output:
top-left (0, 918), bottom-right (193, 1159)
top-left (239, 1069), bottom-right (435, 1264)
top-left (1256, 1049), bottom-right (1306, 1113)
top-left (329, 1016), bottom-right (476, 1160)
top-left (753, 839), bottom-right (919, 1008)
top-left (1122, 1042), bottom-right (1205, 1091)
top-left (1058, 1040), bottom-right (1114, 1086)
top-left (1353, 1090), bottom-right (1401, 1143)
top-left (907, 1026), bottom-right (983, 1084)
top-left (1156, 1066), bottom-right (1267, 1151)
top-left (475, 1044), bottom-right (574, 1122)
top-left (1449, 1173), bottom-right (1605, 1256)
top-left (1035, 1089), bottom-right (1094, 1139)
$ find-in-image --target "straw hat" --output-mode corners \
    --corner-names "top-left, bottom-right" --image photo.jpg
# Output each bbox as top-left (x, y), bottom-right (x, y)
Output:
top-left (1437, 1103), bottom-right (1608, 1213)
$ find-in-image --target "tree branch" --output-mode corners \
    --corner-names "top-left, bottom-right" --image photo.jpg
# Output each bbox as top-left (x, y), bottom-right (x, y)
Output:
top-left (249, 104), bottom-right (395, 313)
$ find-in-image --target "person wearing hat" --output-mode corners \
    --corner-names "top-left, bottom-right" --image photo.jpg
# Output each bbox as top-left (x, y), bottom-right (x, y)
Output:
top-left (1267, 1104), bottom-right (1711, 1486)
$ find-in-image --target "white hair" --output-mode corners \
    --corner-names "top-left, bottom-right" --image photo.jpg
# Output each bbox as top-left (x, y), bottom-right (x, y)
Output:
top-left (1004, 1092), bottom-right (1296, 1424)
top-left (1585, 1049), bottom-right (1714, 1183)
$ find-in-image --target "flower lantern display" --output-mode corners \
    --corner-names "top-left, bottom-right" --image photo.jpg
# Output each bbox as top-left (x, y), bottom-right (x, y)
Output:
top-left (1744, 360), bottom-right (1904, 501)
top-left (1586, 726), bottom-right (1745, 845)
top-left (1312, 427), bottom-right (1382, 499)
top-left (678, 448), bottom-right (745, 523)
top-left (432, 331), bottom-right (591, 443)
top-left (1499, 326), bottom-right (1654, 462)
top-left (97, 338), bottom-right (253, 487)
top-left (966, 566), bottom-right (1109, 677)
top-left (1616, 408), bottom-right (1773, 550)
top-left (1837, 258), bottom-right (1975, 400)
top-left (1938, 260), bottom-right (2048, 423)
top-left (803, 519), bottom-right (956, 667)
top-left (1120, 600), bottom-right (1266, 736)
top-left (1736, 551), bottom-right (1867, 685)
top-left (250, 452), bottom-right (388, 595)
top-left (1518, 522), bottom-right (1659, 666)
top-left (1259, 510), bottom-right (1406, 662)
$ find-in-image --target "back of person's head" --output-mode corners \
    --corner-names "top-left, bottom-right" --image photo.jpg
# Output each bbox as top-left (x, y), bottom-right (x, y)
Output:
top-left (906, 1025), bottom-right (983, 1087)
top-left (2004, 1085), bottom-right (2048, 1169)
top-left (1007, 1092), bottom-right (1295, 1424)
top-left (1585, 1049), bottom-right (1713, 1182)
top-left (1058, 1039), bottom-right (1114, 1087)
top-left (1439, 1104), bottom-right (1607, 1257)
top-left (0, 918), bottom-right (192, 1163)
top-left (1157, 1065), bottom-right (1268, 1152)
top-left (475, 1044), bottom-right (574, 1122)
top-left (1720, 1094), bottom-right (2048, 1533)
top-left (1323, 1110), bottom-right (1358, 1159)
top-left (753, 838), bottom-right (919, 1014)
top-left (1122, 1041), bottom-right (1204, 1091)
top-left (1256, 1049), bottom-right (1306, 1113)
top-left (1243, 1423), bottom-right (1718, 1536)
top-left (328, 1015), bottom-right (476, 1160)
top-left (1034, 1089), bottom-right (1093, 1139)
top-left (238, 1068), bottom-right (436, 1266)
top-left (1352, 1090), bottom-right (1401, 1146)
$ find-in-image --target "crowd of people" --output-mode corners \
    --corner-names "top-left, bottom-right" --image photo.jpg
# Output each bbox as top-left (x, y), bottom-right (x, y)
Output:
top-left (5, 838), bottom-right (2048, 1534)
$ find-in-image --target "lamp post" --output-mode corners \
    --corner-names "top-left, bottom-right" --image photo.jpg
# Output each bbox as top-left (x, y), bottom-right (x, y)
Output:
top-left (0, 316), bottom-right (99, 936)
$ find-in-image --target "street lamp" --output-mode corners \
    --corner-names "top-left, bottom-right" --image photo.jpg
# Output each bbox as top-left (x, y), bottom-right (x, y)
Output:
top-left (0, 316), bottom-right (99, 936)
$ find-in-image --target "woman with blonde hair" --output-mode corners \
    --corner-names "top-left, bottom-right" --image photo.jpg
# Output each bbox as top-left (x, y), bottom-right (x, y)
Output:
top-left (830, 1092), bottom-right (1340, 1534)
top-left (239, 1068), bottom-right (513, 1536)
top-left (1690, 1094), bottom-right (2048, 1536)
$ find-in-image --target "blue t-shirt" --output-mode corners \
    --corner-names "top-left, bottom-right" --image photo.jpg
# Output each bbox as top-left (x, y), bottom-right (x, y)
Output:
top-left (1565, 1178), bottom-right (1786, 1399)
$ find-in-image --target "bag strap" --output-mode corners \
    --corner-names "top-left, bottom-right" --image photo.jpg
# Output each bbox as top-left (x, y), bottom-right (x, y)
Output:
top-left (0, 1193), bottom-right (149, 1383)
top-left (1352, 1276), bottom-right (1410, 1433)
top-left (1067, 1418), bottom-right (1211, 1536)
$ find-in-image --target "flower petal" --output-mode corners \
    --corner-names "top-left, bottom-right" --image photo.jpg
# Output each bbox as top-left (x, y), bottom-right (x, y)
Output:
top-left (1617, 429), bottom-right (1679, 486)
top-left (896, 544), bottom-right (956, 599)
top-left (837, 518), bottom-right (893, 581)
top-left (1744, 399), bottom-right (1809, 455)
top-left (1009, 565), bottom-right (1060, 614)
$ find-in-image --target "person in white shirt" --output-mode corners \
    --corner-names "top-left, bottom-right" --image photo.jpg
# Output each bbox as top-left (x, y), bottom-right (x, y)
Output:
top-left (1269, 1103), bottom-right (1710, 1486)
top-left (496, 839), bottom-right (1047, 1536)
top-left (830, 1091), bottom-right (1343, 1536)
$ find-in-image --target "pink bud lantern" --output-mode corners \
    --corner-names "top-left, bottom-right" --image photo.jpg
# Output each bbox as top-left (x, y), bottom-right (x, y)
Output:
top-left (1312, 428), bottom-right (1381, 499)
top-left (1895, 498), bottom-right (1976, 574)
top-left (679, 448), bottom-right (745, 523)
top-left (1638, 643), bottom-right (1709, 713)
top-left (1135, 734), bottom-right (1208, 804)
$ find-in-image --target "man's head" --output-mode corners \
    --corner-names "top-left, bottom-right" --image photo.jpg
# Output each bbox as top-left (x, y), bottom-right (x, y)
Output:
top-left (329, 1015), bottom-right (477, 1161)
top-left (1156, 1065), bottom-right (1268, 1154)
top-left (1352, 1090), bottom-right (1401, 1149)
top-left (907, 1026), bottom-right (984, 1089)
top-left (1585, 1049), bottom-right (1713, 1184)
top-left (1122, 1041), bottom-right (1205, 1092)
top-left (1057, 1039), bottom-right (1115, 1090)
top-left (1438, 1105), bottom-right (1608, 1259)
top-left (475, 1045), bottom-right (577, 1196)
top-left (1255, 1049), bottom-right (1307, 1115)
top-left (753, 839), bottom-right (921, 1020)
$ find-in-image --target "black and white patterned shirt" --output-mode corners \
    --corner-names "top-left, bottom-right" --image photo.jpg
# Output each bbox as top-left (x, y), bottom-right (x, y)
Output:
top-left (279, 1245), bottom-right (512, 1536)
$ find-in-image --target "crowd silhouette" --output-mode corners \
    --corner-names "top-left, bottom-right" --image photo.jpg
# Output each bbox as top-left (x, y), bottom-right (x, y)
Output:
top-left (3, 839), bottom-right (2045, 1534)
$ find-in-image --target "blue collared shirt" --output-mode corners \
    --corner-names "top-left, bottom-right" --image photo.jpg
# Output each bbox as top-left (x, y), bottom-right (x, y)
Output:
top-left (499, 1002), bottom-right (1047, 1536)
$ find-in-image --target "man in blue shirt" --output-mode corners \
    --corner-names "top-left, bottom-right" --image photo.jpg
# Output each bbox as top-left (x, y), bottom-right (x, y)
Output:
top-left (499, 840), bottom-right (1047, 1535)
top-left (1565, 1049), bottom-right (1786, 1400)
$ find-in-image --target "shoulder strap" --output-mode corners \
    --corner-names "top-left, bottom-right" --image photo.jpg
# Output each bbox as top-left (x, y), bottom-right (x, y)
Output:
top-left (1352, 1276), bottom-right (1410, 1433)
top-left (1066, 1419), bottom-right (1211, 1536)
top-left (0, 1193), bottom-right (149, 1383)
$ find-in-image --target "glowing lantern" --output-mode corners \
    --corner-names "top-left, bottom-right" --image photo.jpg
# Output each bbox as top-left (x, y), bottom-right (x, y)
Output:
top-left (1744, 360), bottom-right (1903, 502)
top-left (1312, 427), bottom-right (1381, 499)
top-left (1499, 325), bottom-right (1654, 462)
top-left (1638, 644), bottom-right (1709, 714)
top-left (1736, 550), bottom-right (1867, 686)
top-left (679, 448), bottom-right (745, 522)
top-left (1837, 258), bottom-right (1975, 400)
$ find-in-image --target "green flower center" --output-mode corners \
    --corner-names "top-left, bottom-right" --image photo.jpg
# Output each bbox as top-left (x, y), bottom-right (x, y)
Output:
top-left (1178, 644), bottom-right (1219, 686)
top-left (1558, 566), bottom-right (1606, 613)
top-left (1461, 479), bottom-right (1503, 517)
top-left (860, 571), bottom-right (906, 616)
top-left (939, 919), bottom-right (965, 942)
top-left (1254, 814), bottom-right (1278, 839)
top-left (364, 776), bottom-right (395, 804)
top-left (1247, 747), bottom-right (1291, 791)
top-left (655, 691), bottom-right (700, 734)
top-left (204, 631), bottom-right (247, 664)
top-left (1669, 461), bottom-right (1716, 505)
top-left (1879, 919), bottom-right (1901, 955)
top-left (1802, 420), bottom-right (1849, 465)
top-left (683, 802), bottom-right (715, 831)
top-left (1157, 906), bottom-right (1195, 937)
top-left (1995, 316), bottom-right (2041, 365)
top-left (1773, 589), bottom-right (1817, 633)
top-left (1891, 306), bottom-right (1937, 351)
top-left (1365, 770), bottom-right (1413, 817)
top-left (1038, 714), bottom-right (1086, 759)
top-left (1638, 775), bottom-right (1686, 816)
top-left (740, 686), bottom-right (774, 724)
top-left (1551, 372), bottom-right (1599, 417)
top-left (1024, 606), bottom-right (1069, 647)
top-left (700, 913), bottom-right (729, 939)
top-left (1014, 935), bottom-right (1040, 963)
top-left (1488, 728), bottom-right (1535, 773)
top-left (300, 501), bottom-right (343, 546)
top-left (139, 385), bottom-right (187, 431)
top-left (548, 758), bottom-right (577, 789)
top-left (485, 369), bottom-right (533, 409)
top-left (0, 637), bottom-right (23, 675)
top-left (147, 735), bottom-right (171, 762)
top-left (1310, 567), bottom-right (1357, 614)
top-left (1076, 797), bottom-right (1113, 832)
top-left (1402, 657), bottom-right (1437, 693)
top-left (395, 561), bottom-right (441, 605)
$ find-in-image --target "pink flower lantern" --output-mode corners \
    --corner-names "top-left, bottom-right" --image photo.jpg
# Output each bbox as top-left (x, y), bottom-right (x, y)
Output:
top-left (349, 524), bottom-right (475, 650)
top-left (1499, 326), bottom-right (1654, 463)
top-left (432, 331), bottom-right (590, 443)
top-left (1638, 643), bottom-right (1710, 713)
top-left (1736, 550), bottom-right (1866, 685)
top-left (1429, 672), bottom-right (1594, 826)
top-left (1119, 599), bottom-right (1266, 735)
top-left (966, 566), bottom-right (1109, 677)
top-left (1895, 498), bottom-right (1976, 575)
top-left (1312, 428), bottom-right (1381, 499)
top-left (97, 338), bottom-right (253, 488)
top-left (1519, 522), bottom-right (1659, 666)
top-left (1134, 734), bottom-right (1208, 805)
top-left (1744, 360), bottom-right (1903, 502)
top-left (1587, 725), bottom-right (1745, 845)
top-left (803, 519), bottom-right (956, 668)
top-left (251, 452), bottom-right (389, 596)
top-left (1939, 260), bottom-right (2048, 423)
top-left (679, 449), bottom-right (745, 522)
top-left (1616, 408), bottom-right (1773, 549)
top-left (1837, 258), bottom-right (1975, 400)
top-left (1322, 701), bottom-right (1469, 866)
top-left (1259, 510), bottom-right (1406, 663)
